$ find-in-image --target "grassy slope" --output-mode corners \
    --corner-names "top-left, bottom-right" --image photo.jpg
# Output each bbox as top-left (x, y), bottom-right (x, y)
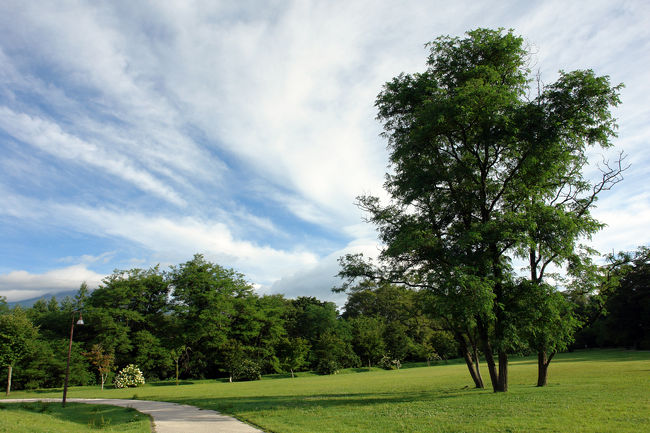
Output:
top-left (0, 402), bottom-right (150, 433)
top-left (3, 349), bottom-right (649, 432)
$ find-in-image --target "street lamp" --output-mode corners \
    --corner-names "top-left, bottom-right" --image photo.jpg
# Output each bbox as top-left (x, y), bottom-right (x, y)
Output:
top-left (62, 311), bottom-right (84, 407)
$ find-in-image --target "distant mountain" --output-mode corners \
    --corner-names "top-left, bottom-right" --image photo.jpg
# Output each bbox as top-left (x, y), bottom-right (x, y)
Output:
top-left (8, 290), bottom-right (80, 308)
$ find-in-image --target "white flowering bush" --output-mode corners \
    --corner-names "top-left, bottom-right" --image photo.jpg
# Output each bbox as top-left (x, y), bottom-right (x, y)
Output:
top-left (114, 364), bottom-right (145, 388)
top-left (378, 355), bottom-right (401, 370)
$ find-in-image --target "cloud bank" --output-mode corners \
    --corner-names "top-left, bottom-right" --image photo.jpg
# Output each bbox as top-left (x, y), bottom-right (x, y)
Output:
top-left (0, 1), bottom-right (648, 301)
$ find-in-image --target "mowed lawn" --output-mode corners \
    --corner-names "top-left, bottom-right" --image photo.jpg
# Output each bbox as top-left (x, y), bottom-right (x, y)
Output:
top-left (0, 402), bottom-right (150, 433)
top-left (3, 349), bottom-right (649, 432)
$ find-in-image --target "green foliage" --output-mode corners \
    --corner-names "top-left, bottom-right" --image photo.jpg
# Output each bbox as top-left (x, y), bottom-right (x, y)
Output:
top-left (349, 316), bottom-right (385, 367)
top-left (169, 254), bottom-right (253, 377)
top-left (231, 358), bottom-right (262, 382)
top-left (132, 330), bottom-right (171, 380)
top-left (0, 307), bottom-right (39, 394)
top-left (0, 308), bottom-right (38, 368)
top-left (578, 246), bottom-right (650, 349)
top-left (514, 282), bottom-right (581, 354)
top-left (313, 328), bottom-right (359, 375)
top-left (378, 355), bottom-right (401, 370)
top-left (277, 337), bottom-right (310, 377)
top-left (315, 358), bottom-right (340, 375)
top-left (339, 27), bottom-right (624, 392)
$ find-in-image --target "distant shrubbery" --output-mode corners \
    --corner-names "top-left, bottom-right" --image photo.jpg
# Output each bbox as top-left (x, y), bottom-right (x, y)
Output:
top-left (378, 355), bottom-right (401, 370)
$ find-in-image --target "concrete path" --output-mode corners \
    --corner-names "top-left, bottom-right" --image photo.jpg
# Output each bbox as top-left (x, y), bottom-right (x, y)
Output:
top-left (1, 398), bottom-right (264, 433)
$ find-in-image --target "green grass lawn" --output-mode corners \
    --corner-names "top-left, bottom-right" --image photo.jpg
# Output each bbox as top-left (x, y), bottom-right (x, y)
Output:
top-left (0, 401), bottom-right (151, 433)
top-left (3, 349), bottom-right (649, 432)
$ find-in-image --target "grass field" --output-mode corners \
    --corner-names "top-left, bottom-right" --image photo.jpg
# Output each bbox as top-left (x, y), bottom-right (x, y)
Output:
top-left (0, 401), bottom-right (151, 433)
top-left (2, 349), bottom-right (649, 432)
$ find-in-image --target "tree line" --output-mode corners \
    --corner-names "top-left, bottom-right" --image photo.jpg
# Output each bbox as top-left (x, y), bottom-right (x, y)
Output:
top-left (1, 247), bottom-right (648, 394)
top-left (0, 254), bottom-right (455, 392)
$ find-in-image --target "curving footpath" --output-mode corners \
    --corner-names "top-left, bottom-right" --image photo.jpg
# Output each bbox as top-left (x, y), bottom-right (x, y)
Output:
top-left (1, 398), bottom-right (264, 433)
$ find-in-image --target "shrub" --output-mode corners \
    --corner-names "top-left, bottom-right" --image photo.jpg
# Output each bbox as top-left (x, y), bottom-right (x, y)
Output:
top-left (315, 359), bottom-right (340, 375)
top-left (114, 364), bottom-right (145, 388)
top-left (232, 359), bottom-right (261, 381)
top-left (378, 355), bottom-right (401, 370)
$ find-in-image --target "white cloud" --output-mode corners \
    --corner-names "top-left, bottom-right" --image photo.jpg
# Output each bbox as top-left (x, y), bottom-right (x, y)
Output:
top-left (58, 252), bottom-right (116, 265)
top-left (0, 265), bottom-right (105, 302)
top-left (270, 235), bottom-right (381, 305)
top-left (0, 107), bottom-right (187, 206)
top-left (0, 189), bottom-right (318, 288)
top-left (592, 192), bottom-right (650, 254)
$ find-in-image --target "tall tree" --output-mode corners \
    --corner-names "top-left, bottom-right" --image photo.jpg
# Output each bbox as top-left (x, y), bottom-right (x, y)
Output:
top-left (0, 308), bottom-right (39, 395)
top-left (339, 28), bottom-right (623, 392)
top-left (169, 254), bottom-right (253, 377)
top-left (87, 266), bottom-right (172, 377)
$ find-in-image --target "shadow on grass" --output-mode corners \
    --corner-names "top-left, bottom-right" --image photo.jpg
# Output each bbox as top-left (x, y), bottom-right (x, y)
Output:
top-left (0, 401), bottom-right (144, 429)
top-left (149, 381), bottom-right (194, 387)
top-left (166, 386), bottom-right (488, 416)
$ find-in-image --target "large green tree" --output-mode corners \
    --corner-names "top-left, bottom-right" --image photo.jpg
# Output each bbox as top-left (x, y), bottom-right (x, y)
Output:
top-left (0, 308), bottom-right (39, 395)
top-left (339, 28), bottom-right (623, 392)
top-left (87, 266), bottom-right (173, 378)
top-left (169, 254), bottom-right (254, 378)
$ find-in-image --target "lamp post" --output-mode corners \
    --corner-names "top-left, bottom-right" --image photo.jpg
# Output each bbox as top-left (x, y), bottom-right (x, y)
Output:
top-left (62, 311), bottom-right (84, 407)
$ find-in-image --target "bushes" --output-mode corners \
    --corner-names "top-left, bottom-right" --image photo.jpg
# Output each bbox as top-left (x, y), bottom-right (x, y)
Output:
top-left (378, 355), bottom-right (401, 370)
top-left (315, 359), bottom-right (340, 375)
top-left (114, 364), bottom-right (145, 388)
top-left (231, 359), bottom-right (262, 381)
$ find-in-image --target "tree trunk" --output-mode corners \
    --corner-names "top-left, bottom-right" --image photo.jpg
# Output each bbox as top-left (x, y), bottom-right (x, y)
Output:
top-left (477, 319), bottom-right (500, 392)
top-left (101, 373), bottom-right (105, 390)
top-left (175, 360), bottom-right (180, 385)
top-left (472, 344), bottom-right (483, 387)
top-left (496, 351), bottom-right (508, 392)
top-left (456, 332), bottom-right (484, 388)
top-left (537, 350), bottom-right (555, 387)
top-left (290, 369), bottom-right (295, 379)
top-left (6, 365), bottom-right (12, 396)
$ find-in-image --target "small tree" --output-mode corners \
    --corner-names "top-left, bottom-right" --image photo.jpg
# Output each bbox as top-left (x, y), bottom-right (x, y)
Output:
top-left (0, 308), bottom-right (39, 395)
top-left (513, 282), bottom-right (580, 386)
top-left (84, 344), bottom-right (115, 390)
top-left (170, 345), bottom-right (189, 385)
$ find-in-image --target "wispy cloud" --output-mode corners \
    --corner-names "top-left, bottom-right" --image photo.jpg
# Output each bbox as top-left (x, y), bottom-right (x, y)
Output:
top-left (0, 189), bottom-right (318, 288)
top-left (0, 107), bottom-right (187, 206)
top-left (0, 0), bottom-right (648, 301)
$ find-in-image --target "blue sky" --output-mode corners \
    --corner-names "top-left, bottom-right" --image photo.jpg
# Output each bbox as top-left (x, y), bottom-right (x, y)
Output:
top-left (1, 0), bottom-right (649, 303)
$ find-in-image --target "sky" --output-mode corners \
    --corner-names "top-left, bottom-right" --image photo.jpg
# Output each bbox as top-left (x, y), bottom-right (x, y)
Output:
top-left (1, 0), bottom-right (649, 303)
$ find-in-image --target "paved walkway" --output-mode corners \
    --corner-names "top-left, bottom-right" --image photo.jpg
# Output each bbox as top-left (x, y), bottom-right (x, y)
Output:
top-left (1, 398), bottom-right (264, 433)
